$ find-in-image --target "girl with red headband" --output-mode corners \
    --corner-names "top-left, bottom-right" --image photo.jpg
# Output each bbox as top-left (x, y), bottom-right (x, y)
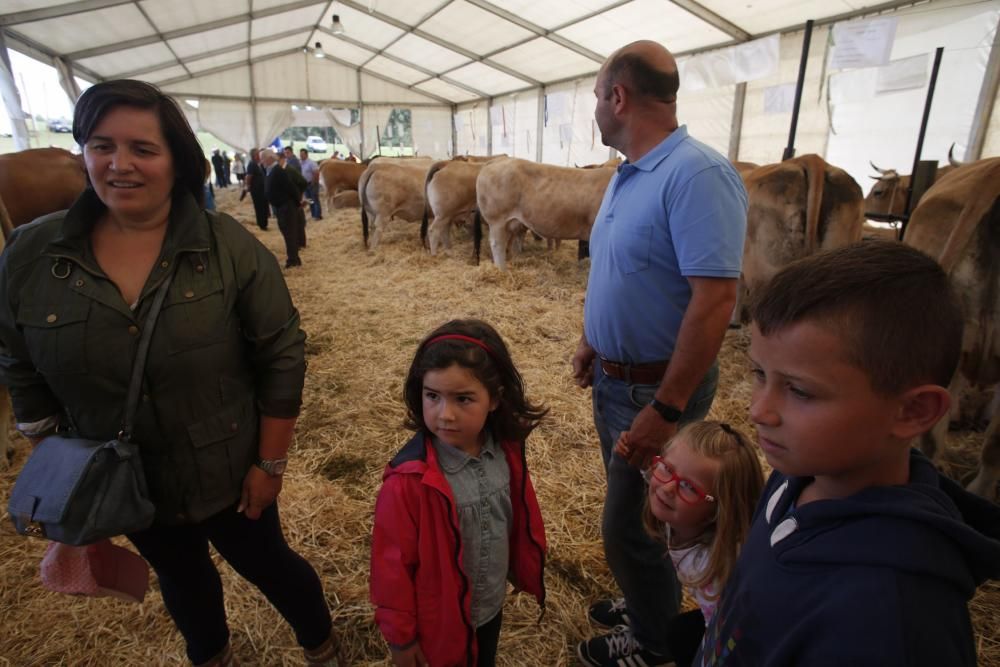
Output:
top-left (370, 319), bottom-right (548, 667)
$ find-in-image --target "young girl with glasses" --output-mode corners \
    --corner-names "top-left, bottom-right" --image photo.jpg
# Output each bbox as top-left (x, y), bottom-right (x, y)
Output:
top-left (370, 319), bottom-right (548, 667)
top-left (620, 421), bottom-right (764, 667)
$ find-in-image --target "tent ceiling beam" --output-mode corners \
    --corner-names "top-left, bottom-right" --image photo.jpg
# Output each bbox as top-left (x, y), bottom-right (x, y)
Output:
top-left (0, 0), bottom-right (133, 27)
top-left (183, 91), bottom-right (448, 108)
top-left (116, 26), bottom-right (309, 79)
top-left (335, 0), bottom-right (538, 86)
top-left (156, 47), bottom-right (454, 107)
top-left (316, 27), bottom-right (490, 99)
top-left (357, 0), bottom-right (453, 69)
top-left (63, 0), bottom-right (326, 60)
top-left (752, 0), bottom-right (925, 40)
top-left (134, 2), bottom-right (192, 79)
top-left (462, 0), bottom-right (606, 64)
top-left (666, 0), bottom-right (751, 41)
top-left (3, 28), bottom-right (104, 82)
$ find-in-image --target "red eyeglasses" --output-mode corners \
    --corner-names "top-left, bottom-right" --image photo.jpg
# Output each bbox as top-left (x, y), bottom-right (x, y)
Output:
top-left (644, 456), bottom-right (715, 504)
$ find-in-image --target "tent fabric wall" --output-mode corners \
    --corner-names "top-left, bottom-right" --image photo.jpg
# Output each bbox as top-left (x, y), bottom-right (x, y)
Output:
top-left (455, 102), bottom-right (489, 155)
top-left (411, 106), bottom-right (453, 158)
top-left (325, 108), bottom-right (363, 156)
top-left (678, 84), bottom-right (736, 157)
top-left (826, 1), bottom-right (1000, 190)
top-left (197, 99), bottom-right (293, 152)
top-left (359, 73), bottom-right (439, 105)
top-left (983, 84), bottom-right (1000, 159)
top-left (361, 104), bottom-right (394, 157)
top-left (491, 90), bottom-right (540, 159)
top-left (738, 26), bottom-right (833, 165)
top-left (541, 77), bottom-right (610, 167)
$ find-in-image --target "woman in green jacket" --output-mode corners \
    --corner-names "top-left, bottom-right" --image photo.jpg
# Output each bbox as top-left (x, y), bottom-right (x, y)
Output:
top-left (0, 80), bottom-right (337, 667)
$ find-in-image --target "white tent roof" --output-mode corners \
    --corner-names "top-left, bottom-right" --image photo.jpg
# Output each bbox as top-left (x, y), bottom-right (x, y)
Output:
top-left (1, 0), bottom-right (925, 107)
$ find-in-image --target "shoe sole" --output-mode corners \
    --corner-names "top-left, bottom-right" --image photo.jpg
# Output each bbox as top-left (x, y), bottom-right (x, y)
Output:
top-left (576, 642), bottom-right (600, 667)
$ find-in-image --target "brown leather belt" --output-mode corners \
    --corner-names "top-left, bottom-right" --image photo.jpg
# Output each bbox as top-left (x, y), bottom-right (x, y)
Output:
top-left (599, 358), bottom-right (668, 385)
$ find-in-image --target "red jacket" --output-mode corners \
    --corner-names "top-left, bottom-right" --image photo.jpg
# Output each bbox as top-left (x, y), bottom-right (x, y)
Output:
top-left (370, 431), bottom-right (546, 667)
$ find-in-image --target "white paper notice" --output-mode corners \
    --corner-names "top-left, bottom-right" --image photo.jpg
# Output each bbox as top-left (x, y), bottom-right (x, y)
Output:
top-left (831, 17), bottom-right (898, 69)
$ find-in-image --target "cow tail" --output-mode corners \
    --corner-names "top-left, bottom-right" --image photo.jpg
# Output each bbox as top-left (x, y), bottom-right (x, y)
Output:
top-left (421, 162), bottom-right (445, 249)
top-left (473, 209), bottom-right (483, 265)
top-left (360, 168), bottom-right (371, 248)
top-left (803, 155), bottom-right (825, 255)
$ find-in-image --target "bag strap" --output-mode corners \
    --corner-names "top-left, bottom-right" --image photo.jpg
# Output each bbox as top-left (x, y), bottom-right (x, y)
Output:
top-left (120, 272), bottom-right (174, 442)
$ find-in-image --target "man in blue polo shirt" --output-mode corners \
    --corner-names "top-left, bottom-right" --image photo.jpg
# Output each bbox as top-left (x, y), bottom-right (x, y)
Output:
top-left (573, 40), bottom-right (747, 667)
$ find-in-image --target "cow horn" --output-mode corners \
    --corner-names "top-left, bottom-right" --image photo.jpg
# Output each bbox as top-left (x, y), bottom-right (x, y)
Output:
top-left (948, 142), bottom-right (962, 167)
top-left (869, 160), bottom-right (889, 175)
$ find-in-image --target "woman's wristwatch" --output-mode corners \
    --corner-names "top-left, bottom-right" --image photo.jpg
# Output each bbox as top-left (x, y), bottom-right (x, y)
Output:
top-left (255, 457), bottom-right (288, 476)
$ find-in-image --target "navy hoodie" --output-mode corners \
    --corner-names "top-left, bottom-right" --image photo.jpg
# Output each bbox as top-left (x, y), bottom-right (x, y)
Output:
top-left (695, 449), bottom-right (1000, 666)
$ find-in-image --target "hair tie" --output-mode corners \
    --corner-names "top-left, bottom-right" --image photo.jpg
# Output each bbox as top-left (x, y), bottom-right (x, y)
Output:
top-left (424, 334), bottom-right (495, 359)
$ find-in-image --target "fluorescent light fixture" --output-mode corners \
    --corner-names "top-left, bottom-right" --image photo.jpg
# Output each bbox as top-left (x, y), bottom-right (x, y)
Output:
top-left (331, 14), bottom-right (346, 35)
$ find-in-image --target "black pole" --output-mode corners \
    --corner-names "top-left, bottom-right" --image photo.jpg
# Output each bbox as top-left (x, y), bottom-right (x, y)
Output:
top-left (783, 19), bottom-right (814, 161)
top-left (376, 124), bottom-right (382, 157)
top-left (902, 47), bottom-right (945, 227)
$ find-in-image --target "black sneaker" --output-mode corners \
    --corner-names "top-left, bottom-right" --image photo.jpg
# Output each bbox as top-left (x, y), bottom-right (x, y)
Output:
top-left (588, 597), bottom-right (630, 629)
top-left (577, 625), bottom-right (673, 667)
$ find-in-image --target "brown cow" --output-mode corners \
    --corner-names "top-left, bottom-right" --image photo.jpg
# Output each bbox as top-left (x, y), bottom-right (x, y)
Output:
top-left (736, 155), bottom-right (864, 323)
top-left (421, 160), bottom-right (486, 255)
top-left (319, 160), bottom-right (367, 210)
top-left (359, 159), bottom-right (435, 248)
top-left (452, 154), bottom-right (507, 163)
top-left (864, 145), bottom-right (962, 219)
top-left (904, 157), bottom-right (1000, 499)
top-left (473, 158), bottom-right (614, 270)
top-left (0, 148), bottom-right (87, 236)
top-left (331, 190), bottom-right (360, 208)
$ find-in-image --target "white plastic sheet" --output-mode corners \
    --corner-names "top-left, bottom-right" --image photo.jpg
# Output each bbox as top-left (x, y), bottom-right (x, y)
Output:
top-left (0, 59), bottom-right (30, 151)
top-left (411, 107), bottom-right (453, 158)
top-left (680, 35), bottom-right (780, 92)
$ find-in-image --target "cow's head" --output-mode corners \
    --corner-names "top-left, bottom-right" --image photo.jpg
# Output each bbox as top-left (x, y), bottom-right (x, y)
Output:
top-left (864, 163), bottom-right (908, 217)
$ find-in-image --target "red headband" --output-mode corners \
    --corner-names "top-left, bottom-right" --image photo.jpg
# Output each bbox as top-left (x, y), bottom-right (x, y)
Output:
top-left (424, 334), bottom-right (495, 358)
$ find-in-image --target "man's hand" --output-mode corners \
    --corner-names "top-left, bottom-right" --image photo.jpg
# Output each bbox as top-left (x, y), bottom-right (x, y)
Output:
top-left (391, 643), bottom-right (428, 667)
top-left (237, 465), bottom-right (283, 519)
top-left (623, 405), bottom-right (678, 468)
top-left (571, 337), bottom-right (597, 388)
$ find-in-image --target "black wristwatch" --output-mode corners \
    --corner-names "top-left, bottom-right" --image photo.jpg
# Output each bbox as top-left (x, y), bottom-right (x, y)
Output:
top-left (255, 457), bottom-right (288, 477)
top-left (649, 398), bottom-right (683, 423)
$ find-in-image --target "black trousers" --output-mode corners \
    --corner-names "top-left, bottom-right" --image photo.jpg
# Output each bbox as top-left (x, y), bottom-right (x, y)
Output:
top-left (250, 191), bottom-right (269, 230)
top-left (275, 202), bottom-right (302, 264)
top-left (667, 608), bottom-right (706, 667)
top-left (476, 609), bottom-right (502, 667)
top-left (128, 503), bottom-right (331, 664)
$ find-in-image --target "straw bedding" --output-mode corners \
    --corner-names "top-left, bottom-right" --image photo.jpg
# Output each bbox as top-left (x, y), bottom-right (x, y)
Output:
top-left (0, 186), bottom-right (995, 666)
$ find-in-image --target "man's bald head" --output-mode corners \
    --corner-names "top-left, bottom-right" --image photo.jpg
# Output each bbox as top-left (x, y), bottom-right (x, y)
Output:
top-left (600, 40), bottom-right (679, 105)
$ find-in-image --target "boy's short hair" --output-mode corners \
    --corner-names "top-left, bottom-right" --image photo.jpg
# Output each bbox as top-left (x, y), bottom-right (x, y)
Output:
top-left (750, 240), bottom-right (962, 395)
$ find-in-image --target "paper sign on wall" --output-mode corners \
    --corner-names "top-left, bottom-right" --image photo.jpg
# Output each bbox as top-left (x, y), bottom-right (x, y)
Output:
top-left (831, 17), bottom-right (898, 69)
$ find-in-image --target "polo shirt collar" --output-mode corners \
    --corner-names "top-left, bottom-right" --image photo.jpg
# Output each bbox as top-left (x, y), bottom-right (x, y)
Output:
top-left (624, 125), bottom-right (689, 173)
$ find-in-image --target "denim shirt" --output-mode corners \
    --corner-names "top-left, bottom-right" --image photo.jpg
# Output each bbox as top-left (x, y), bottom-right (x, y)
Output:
top-left (433, 433), bottom-right (512, 627)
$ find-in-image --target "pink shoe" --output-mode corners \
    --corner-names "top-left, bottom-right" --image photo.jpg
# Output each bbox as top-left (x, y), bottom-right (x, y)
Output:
top-left (40, 539), bottom-right (150, 603)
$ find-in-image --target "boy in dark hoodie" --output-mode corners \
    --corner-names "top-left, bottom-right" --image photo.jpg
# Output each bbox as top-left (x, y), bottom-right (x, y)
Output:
top-left (696, 240), bottom-right (1000, 666)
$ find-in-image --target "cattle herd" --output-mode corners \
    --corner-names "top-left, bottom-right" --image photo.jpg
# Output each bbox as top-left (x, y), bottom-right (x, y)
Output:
top-left (0, 146), bottom-right (997, 501)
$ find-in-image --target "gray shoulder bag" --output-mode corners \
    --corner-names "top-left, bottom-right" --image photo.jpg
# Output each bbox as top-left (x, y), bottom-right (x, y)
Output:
top-left (7, 272), bottom-right (174, 545)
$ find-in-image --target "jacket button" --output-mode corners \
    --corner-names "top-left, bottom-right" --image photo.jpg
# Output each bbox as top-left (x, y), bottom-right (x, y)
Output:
top-left (75, 279), bottom-right (85, 287)
top-left (128, 325), bottom-right (139, 335)
top-left (195, 265), bottom-right (205, 273)
top-left (184, 290), bottom-right (195, 299)
top-left (230, 422), bottom-right (238, 432)
top-left (161, 261), bottom-right (170, 269)
top-left (46, 314), bottom-right (57, 323)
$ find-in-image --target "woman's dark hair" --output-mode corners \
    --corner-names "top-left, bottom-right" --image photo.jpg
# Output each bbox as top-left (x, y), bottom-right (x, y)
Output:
top-left (73, 79), bottom-right (206, 207)
top-left (403, 319), bottom-right (548, 442)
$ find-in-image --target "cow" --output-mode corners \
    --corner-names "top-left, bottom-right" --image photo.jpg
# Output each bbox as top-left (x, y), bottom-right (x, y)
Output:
top-left (452, 154), bottom-right (507, 163)
top-left (864, 145), bottom-right (961, 219)
top-left (319, 159), bottom-right (367, 210)
top-left (903, 157), bottom-right (1000, 499)
top-left (736, 154), bottom-right (864, 323)
top-left (577, 157), bottom-right (623, 169)
top-left (420, 160), bottom-right (486, 255)
top-left (731, 160), bottom-right (759, 175)
top-left (331, 190), bottom-right (360, 209)
top-left (359, 158), bottom-right (435, 248)
top-left (473, 158), bottom-right (614, 270)
top-left (0, 148), bottom-right (87, 235)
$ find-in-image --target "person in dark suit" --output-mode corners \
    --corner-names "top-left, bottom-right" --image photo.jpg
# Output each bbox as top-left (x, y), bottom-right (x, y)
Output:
top-left (262, 149), bottom-right (302, 268)
top-left (245, 148), bottom-right (269, 230)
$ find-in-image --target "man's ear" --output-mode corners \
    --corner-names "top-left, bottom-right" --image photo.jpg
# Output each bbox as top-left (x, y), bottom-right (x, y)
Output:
top-left (612, 83), bottom-right (628, 114)
top-left (892, 384), bottom-right (951, 441)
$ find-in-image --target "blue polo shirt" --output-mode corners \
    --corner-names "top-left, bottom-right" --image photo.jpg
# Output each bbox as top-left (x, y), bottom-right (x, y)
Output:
top-left (583, 126), bottom-right (747, 364)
